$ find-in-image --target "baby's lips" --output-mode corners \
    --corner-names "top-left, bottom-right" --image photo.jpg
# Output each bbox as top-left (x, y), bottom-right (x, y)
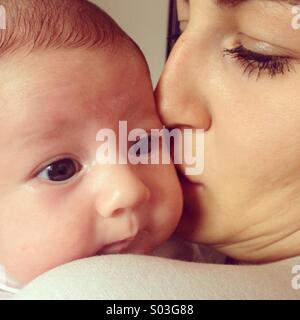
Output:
top-left (124, 230), bottom-right (154, 255)
top-left (96, 230), bottom-right (153, 255)
top-left (97, 238), bottom-right (134, 255)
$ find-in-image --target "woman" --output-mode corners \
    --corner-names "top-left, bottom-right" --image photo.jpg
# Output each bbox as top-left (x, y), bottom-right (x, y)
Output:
top-left (15, 0), bottom-right (300, 299)
top-left (158, 0), bottom-right (300, 264)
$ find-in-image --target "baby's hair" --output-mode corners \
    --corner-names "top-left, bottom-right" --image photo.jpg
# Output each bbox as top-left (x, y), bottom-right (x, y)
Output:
top-left (0, 0), bottom-right (135, 56)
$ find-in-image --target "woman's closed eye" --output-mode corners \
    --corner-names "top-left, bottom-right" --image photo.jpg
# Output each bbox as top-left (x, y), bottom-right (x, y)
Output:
top-left (223, 45), bottom-right (294, 80)
top-left (37, 158), bottom-right (82, 183)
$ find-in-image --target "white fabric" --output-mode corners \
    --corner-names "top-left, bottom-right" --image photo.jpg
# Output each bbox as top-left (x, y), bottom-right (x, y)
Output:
top-left (10, 237), bottom-right (299, 300)
top-left (0, 265), bottom-right (20, 300)
top-left (14, 255), bottom-right (300, 300)
top-left (1, 238), bottom-right (220, 300)
top-left (0, 290), bottom-right (14, 300)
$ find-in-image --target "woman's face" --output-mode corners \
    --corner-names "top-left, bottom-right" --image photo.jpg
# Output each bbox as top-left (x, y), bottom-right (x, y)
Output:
top-left (156, 0), bottom-right (300, 262)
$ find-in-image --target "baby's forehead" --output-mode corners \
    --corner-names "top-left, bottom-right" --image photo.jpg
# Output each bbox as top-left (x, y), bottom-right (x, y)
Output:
top-left (16, 82), bottom-right (142, 133)
top-left (0, 50), bottom-right (155, 140)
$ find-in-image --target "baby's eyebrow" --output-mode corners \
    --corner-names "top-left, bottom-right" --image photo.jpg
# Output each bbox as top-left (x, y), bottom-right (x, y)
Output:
top-left (19, 121), bottom-right (73, 147)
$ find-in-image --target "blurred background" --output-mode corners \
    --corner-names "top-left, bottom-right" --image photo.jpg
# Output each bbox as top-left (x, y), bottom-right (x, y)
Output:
top-left (90, 0), bottom-right (180, 86)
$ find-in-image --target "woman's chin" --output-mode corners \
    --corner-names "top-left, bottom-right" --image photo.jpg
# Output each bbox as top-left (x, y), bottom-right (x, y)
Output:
top-left (175, 177), bottom-right (205, 241)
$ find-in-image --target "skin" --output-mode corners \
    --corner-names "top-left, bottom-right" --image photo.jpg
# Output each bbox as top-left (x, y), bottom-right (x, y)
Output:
top-left (12, 0), bottom-right (300, 300)
top-left (0, 45), bottom-right (182, 286)
top-left (156, 0), bottom-right (300, 263)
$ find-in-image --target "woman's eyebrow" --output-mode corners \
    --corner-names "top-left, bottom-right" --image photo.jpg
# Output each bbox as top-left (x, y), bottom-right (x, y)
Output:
top-left (216, 0), bottom-right (300, 7)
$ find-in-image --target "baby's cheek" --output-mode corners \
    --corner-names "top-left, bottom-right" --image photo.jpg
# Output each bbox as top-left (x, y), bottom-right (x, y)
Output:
top-left (8, 251), bottom-right (60, 286)
top-left (6, 232), bottom-right (91, 286)
top-left (0, 211), bottom-right (92, 286)
top-left (0, 245), bottom-right (51, 286)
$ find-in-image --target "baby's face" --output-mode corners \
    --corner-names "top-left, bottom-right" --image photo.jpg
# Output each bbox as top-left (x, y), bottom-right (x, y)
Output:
top-left (0, 46), bottom-right (183, 285)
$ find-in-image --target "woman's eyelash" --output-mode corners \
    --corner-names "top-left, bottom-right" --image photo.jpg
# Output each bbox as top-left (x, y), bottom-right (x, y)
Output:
top-left (223, 45), bottom-right (293, 79)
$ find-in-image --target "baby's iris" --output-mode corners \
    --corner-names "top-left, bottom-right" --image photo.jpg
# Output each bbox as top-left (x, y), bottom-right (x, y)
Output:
top-left (38, 159), bottom-right (81, 182)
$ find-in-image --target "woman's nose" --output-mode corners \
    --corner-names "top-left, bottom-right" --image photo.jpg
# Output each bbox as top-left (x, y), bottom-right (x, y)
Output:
top-left (94, 165), bottom-right (151, 219)
top-left (155, 36), bottom-right (212, 131)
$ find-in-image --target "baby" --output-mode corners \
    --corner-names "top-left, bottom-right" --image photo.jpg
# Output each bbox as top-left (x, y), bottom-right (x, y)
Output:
top-left (0, 0), bottom-right (183, 296)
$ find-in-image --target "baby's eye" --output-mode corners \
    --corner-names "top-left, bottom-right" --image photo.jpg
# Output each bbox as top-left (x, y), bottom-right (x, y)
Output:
top-left (131, 134), bottom-right (153, 156)
top-left (37, 158), bottom-right (82, 182)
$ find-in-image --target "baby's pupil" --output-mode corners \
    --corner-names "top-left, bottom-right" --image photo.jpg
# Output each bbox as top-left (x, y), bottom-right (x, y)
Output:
top-left (47, 159), bottom-right (76, 182)
top-left (136, 135), bottom-right (152, 156)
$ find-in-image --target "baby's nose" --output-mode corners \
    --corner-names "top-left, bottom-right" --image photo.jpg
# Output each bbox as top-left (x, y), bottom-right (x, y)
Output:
top-left (94, 165), bottom-right (151, 219)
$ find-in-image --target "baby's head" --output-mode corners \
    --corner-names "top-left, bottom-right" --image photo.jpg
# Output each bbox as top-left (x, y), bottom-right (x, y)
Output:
top-left (0, 0), bottom-right (182, 286)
